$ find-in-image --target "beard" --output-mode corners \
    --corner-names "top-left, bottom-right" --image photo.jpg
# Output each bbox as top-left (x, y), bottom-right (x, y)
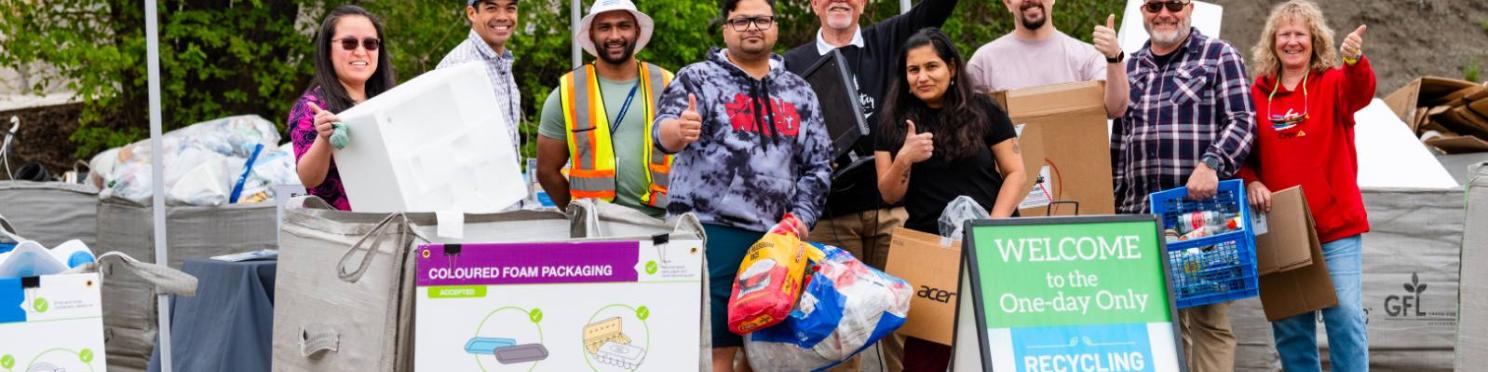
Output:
top-left (1145, 16), bottom-right (1192, 46)
top-left (1019, 2), bottom-right (1046, 30)
top-left (595, 38), bottom-right (636, 65)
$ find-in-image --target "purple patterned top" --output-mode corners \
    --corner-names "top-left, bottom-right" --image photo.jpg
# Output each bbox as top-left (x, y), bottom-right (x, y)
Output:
top-left (289, 88), bottom-right (351, 210)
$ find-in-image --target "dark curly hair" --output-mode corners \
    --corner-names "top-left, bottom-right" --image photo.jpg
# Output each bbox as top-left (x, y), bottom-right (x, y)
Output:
top-left (878, 28), bottom-right (990, 161)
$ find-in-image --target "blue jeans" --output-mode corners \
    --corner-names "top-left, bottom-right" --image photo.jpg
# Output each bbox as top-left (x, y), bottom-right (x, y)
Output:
top-left (1271, 235), bottom-right (1367, 371)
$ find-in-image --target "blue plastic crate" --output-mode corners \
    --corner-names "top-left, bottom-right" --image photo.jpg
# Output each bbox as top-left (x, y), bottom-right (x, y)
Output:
top-left (1149, 179), bottom-right (1260, 309)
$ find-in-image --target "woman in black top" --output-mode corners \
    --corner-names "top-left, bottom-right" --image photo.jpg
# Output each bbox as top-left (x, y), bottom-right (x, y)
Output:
top-left (873, 27), bottom-right (1028, 372)
top-left (875, 28), bottom-right (1026, 233)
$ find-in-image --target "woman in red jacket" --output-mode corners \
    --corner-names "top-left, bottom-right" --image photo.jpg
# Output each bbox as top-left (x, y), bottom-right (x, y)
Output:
top-left (1239, 1), bottom-right (1373, 370)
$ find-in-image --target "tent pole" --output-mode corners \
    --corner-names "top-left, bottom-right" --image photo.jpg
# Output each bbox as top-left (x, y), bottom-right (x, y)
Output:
top-left (571, 0), bottom-right (581, 69)
top-left (143, 1), bottom-right (173, 371)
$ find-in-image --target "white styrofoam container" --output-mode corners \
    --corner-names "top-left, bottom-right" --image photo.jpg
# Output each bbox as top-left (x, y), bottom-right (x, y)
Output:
top-left (334, 62), bottom-right (525, 213)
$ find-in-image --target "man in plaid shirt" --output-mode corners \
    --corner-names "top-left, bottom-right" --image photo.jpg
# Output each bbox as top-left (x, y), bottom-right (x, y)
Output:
top-left (1112, 0), bottom-right (1255, 370)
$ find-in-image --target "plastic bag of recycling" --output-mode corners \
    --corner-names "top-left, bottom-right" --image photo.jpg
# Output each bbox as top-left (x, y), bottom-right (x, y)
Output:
top-left (743, 243), bottom-right (912, 371)
top-left (938, 195), bottom-right (990, 238)
top-left (728, 213), bottom-right (811, 335)
top-left (166, 149), bottom-right (237, 206)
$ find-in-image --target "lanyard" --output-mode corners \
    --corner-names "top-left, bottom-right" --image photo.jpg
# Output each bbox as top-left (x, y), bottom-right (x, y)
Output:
top-left (610, 83), bottom-right (640, 132)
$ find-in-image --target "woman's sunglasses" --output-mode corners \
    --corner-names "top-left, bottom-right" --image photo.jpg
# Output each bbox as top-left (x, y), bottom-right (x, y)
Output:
top-left (337, 37), bottom-right (381, 52)
top-left (1142, 0), bottom-right (1190, 13)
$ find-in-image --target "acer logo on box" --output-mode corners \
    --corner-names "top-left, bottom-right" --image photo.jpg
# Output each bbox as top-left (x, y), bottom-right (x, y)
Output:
top-left (917, 285), bottom-right (956, 304)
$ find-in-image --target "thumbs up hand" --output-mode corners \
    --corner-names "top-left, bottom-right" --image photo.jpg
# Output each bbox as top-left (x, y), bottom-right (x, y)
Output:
top-left (661, 93), bottom-right (705, 152)
top-left (1341, 24), bottom-right (1366, 63)
top-left (1093, 14), bottom-right (1121, 60)
top-left (308, 102), bottom-right (340, 141)
top-left (898, 120), bottom-right (935, 164)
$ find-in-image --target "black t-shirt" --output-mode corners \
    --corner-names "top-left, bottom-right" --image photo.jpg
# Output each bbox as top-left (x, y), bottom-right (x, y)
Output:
top-left (784, 0), bottom-right (958, 218)
top-left (875, 98), bottom-right (1018, 234)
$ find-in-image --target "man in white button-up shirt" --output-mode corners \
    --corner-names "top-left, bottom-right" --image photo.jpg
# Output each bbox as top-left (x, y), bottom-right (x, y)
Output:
top-left (439, 0), bottom-right (524, 157)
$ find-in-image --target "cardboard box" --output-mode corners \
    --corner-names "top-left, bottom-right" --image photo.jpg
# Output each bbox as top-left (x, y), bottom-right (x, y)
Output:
top-left (0, 273), bottom-right (108, 371)
top-left (990, 81), bottom-right (1115, 216)
top-left (1425, 134), bottom-right (1488, 154)
top-left (334, 62), bottom-right (526, 213)
top-left (883, 227), bottom-right (960, 345)
top-left (1384, 76), bottom-right (1483, 132)
top-left (1255, 187), bottom-right (1337, 321)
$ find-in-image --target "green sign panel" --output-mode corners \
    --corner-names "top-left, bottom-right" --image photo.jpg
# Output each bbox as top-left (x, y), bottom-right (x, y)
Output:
top-left (952, 215), bottom-right (1184, 372)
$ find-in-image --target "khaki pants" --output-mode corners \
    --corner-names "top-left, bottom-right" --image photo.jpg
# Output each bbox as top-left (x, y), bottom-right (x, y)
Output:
top-left (1180, 302), bottom-right (1236, 372)
top-left (812, 207), bottom-right (907, 372)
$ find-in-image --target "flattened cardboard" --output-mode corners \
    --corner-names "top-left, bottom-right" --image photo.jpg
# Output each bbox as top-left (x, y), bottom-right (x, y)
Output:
top-left (1385, 77), bottom-right (1482, 130)
top-left (1425, 135), bottom-right (1488, 154)
top-left (1470, 97), bottom-right (1488, 118)
top-left (1257, 187), bottom-right (1338, 321)
top-left (991, 81), bottom-right (1115, 216)
top-left (1254, 188), bottom-right (1312, 275)
top-left (884, 227), bottom-right (961, 345)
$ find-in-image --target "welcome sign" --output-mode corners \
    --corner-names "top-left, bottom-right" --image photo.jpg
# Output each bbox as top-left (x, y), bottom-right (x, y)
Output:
top-left (952, 216), bottom-right (1183, 372)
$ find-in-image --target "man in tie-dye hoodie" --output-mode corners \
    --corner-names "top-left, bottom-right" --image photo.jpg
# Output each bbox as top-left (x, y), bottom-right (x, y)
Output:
top-left (651, 0), bottom-right (832, 369)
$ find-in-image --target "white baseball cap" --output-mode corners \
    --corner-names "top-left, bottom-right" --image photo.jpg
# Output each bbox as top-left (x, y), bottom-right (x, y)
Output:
top-left (577, 0), bottom-right (654, 58)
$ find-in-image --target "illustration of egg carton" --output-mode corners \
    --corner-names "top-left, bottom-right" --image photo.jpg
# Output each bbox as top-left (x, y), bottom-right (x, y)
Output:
top-left (595, 341), bottom-right (646, 369)
top-left (583, 316), bottom-right (633, 354)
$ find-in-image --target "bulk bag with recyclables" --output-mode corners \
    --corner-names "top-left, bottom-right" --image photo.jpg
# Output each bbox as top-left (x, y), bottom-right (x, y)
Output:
top-left (728, 213), bottom-right (810, 335)
top-left (744, 242), bottom-right (911, 371)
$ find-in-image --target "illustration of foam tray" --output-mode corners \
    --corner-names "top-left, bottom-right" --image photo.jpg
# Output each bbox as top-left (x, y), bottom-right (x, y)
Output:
top-left (463, 337), bottom-right (548, 364)
top-left (595, 341), bottom-right (647, 369)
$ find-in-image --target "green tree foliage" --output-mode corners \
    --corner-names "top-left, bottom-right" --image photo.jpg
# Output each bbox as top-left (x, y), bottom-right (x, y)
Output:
top-left (0, 0), bottom-right (1121, 160)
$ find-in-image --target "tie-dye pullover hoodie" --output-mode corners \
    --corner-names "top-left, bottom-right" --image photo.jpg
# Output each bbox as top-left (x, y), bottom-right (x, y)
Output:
top-left (652, 49), bottom-right (833, 232)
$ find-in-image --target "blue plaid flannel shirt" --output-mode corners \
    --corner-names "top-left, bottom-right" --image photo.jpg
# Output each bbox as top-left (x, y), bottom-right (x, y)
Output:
top-left (1112, 29), bottom-right (1257, 214)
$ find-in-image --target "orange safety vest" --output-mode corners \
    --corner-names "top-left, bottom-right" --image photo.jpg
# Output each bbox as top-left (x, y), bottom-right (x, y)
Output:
top-left (560, 62), bottom-right (674, 207)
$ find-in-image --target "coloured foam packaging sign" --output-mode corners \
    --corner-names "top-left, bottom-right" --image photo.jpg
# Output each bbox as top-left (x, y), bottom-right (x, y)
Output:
top-left (413, 239), bottom-right (703, 371)
top-left (952, 216), bottom-right (1182, 372)
top-left (332, 62), bottom-right (525, 213)
top-left (0, 273), bottom-right (106, 372)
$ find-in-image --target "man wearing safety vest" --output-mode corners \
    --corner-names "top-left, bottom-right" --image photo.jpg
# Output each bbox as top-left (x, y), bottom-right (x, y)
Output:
top-left (536, 0), bottom-right (674, 216)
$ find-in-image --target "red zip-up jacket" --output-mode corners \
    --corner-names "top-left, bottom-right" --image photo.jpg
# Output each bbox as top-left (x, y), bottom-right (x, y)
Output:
top-left (1239, 56), bottom-right (1375, 244)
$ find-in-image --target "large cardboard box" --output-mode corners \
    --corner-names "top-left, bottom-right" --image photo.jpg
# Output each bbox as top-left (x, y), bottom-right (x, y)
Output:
top-left (990, 81), bottom-right (1115, 216)
top-left (1254, 187), bottom-right (1337, 321)
top-left (334, 62), bottom-right (526, 213)
top-left (883, 227), bottom-right (960, 345)
top-left (0, 273), bottom-right (108, 372)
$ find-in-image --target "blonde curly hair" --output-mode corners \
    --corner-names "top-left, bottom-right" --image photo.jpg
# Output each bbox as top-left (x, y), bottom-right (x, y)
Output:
top-left (1251, 0), bottom-right (1339, 79)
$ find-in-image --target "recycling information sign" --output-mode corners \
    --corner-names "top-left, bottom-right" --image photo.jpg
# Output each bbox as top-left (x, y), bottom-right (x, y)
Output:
top-left (414, 239), bottom-right (703, 371)
top-left (952, 216), bottom-right (1183, 372)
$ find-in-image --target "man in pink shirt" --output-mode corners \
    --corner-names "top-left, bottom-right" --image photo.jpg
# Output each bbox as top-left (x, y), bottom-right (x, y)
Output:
top-left (966, 0), bottom-right (1128, 118)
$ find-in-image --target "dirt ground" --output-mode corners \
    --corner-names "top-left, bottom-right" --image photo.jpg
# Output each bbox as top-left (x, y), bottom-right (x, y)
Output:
top-left (1213, 0), bottom-right (1488, 95)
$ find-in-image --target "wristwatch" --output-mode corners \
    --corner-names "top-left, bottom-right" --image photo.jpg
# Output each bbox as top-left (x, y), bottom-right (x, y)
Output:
top-left (1200, 157), bottom-right (1222, 172)
top-left (1107, 51), bottom-right (1125, 64)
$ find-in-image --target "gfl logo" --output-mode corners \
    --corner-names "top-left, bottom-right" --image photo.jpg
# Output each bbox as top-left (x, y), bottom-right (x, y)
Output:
top-left (1384, 272), bottom-right (1427, 317)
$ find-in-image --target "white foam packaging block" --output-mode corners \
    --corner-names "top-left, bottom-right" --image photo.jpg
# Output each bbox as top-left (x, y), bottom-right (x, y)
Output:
top-left (334, 62), bottom-right (525, 213)
top-left (1118, 0), bottom-right (1224, 56)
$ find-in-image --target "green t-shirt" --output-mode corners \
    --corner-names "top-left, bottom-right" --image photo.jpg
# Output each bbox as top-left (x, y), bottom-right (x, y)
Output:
top-left (539, 75), bottom-right (665, 217)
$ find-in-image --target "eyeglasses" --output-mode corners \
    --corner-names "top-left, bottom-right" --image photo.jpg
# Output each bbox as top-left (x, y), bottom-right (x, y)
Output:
top-left (1266, 71), bottom-right (1310, 130)
top-left (336, 37), bottom-right (381, 52)
top-left (1142, 0), bottom-right (1190, 13)
top-left (726, 16), bottom-right (774, 32)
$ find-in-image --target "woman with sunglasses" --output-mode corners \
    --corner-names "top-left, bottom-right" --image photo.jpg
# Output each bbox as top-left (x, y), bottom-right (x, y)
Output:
top-left (874, 28), bottom-right (1025, 371)
top-left (290, 5), bottom-right (398, 210)
top-left (1239, 1), bottom-right (1374, 370)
